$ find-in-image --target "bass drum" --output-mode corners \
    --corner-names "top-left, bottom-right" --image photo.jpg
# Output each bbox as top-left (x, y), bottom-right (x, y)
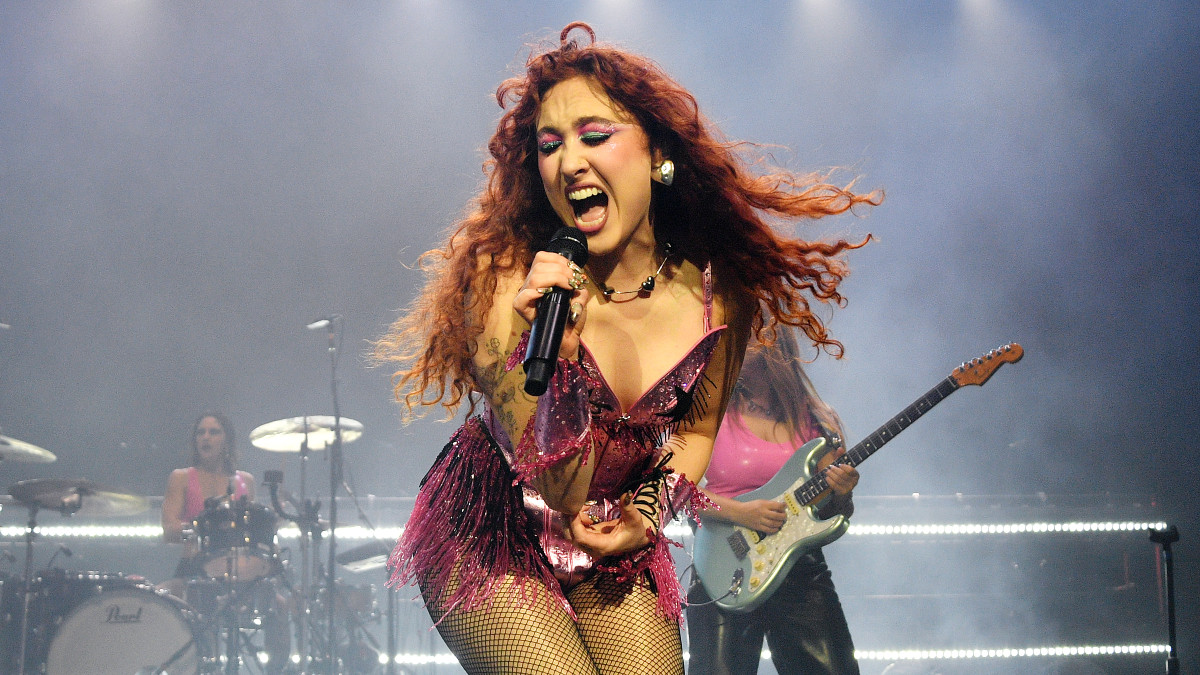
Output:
top-left (44, 586), bottom-right (204, 675)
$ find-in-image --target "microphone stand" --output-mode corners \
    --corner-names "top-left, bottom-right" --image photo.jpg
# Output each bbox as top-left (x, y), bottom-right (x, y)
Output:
top-left (1149, 525), bottom-right (1181, 675)
top-left (319, 318), bottom-right (344, 675)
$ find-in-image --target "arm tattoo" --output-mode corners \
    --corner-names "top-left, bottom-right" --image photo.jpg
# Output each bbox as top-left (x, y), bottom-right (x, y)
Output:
top-left (473, 336), bottom-right (535, 442)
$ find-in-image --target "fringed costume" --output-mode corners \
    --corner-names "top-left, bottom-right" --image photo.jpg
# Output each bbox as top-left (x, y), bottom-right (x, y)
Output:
top-left (389, 275), bottom-right (726, 675)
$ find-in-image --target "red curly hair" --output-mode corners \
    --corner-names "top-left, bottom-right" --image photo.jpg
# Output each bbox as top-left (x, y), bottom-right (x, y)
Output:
top-left (375, 22), bottom-right (881, 418)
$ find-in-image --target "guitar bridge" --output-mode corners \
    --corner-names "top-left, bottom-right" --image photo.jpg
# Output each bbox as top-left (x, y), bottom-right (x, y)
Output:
top-left (727, 531), bottom-right (750, 560)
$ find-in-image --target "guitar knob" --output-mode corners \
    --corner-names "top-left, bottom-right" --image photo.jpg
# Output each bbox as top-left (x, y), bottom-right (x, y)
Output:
top-left (753, 561), bottom-right (764, 571)
top-left (755, 544), bottom-right (766, 555)
top-left (749, 576), bottom-right (761, 588)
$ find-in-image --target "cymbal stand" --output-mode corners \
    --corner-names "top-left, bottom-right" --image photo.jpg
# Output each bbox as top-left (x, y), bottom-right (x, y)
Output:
top-left (15, 502), bottom-right (39, 675)
top-left (16, 491), bottom-right (83, 675)
top-left (207, 499), bottom-right (251, 675)
top-left (1149, 525), bottom-right (1181, 675)
top-left (315, 316), bottom-right (344, 675)
top-left (265, 467), bottom-right (322, 674)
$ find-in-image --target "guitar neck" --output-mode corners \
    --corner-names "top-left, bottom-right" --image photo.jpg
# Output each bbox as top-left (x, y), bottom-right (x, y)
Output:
top-left (796, 375), bottom-right (959, 504)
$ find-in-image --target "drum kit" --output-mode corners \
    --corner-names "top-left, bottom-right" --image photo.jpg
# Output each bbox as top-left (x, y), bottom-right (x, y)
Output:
top-left (0, 418), bottom-right (387, 675)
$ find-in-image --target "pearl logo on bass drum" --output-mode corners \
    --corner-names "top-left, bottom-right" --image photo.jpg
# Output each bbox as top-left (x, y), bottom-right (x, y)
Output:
top-left (104, 603), bottom-right (144, 623)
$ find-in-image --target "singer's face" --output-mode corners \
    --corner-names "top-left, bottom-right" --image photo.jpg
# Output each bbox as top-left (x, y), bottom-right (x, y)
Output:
top-left (535, 77), bottom-right (655, 258)
top-left (195, 416), bottom-right (227, 467)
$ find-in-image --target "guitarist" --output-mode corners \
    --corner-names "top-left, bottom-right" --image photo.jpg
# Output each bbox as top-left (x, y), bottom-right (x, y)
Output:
top-left (687, 329), bottom-right (861, 675)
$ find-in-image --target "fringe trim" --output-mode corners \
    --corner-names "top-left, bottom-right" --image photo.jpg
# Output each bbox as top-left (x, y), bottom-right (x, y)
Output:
top-left (594, 472), bottom-right (711, 622)
top-left (386, 418), bottom-right (571, 621)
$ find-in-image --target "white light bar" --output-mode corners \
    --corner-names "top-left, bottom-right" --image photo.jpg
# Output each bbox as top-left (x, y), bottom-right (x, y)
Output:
top-left (275, 525), bottom-right (403, 540)
top-left (0, 524), bottom-right (403, 540)
top-left (853, 644), bottom-right (1172, 660)
top-left (1, 521), bottom-right (1168, 540)
top-left (847, 521), bottom-right (1169, 536)
top-left (374, 644), bottom-right (1172, 668)
top-left (0, 525), bottom-right (163, 539)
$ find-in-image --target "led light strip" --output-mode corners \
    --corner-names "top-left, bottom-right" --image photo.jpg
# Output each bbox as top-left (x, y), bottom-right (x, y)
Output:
top-left (0, 524), bottom-right (405, 540)
top-left (373, 645), bottom-right (1173, 667)
top-left (846, 521), bottom-right (1169, 536)
top-left (852, 644), bottom-right (1172, 660)
top-left (0, 521), bottom-right (1168, 540)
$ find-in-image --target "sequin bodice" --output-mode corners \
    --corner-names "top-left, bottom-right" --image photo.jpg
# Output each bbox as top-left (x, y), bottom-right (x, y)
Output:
top-left (575, 328), bottom-right (725, 498)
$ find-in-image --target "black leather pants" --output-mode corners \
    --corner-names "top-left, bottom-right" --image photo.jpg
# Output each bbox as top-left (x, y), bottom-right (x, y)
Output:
top-left (686, 550), bottom-right (859, 675)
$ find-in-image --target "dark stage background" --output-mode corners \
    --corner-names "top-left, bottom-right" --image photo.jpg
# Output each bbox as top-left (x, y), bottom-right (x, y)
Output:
top-left (2, 2), bottom-right (1197, 672)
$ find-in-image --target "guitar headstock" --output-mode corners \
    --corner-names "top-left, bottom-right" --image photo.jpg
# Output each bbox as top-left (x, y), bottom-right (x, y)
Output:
top-left (951, 343), bottom-right (1024, 387)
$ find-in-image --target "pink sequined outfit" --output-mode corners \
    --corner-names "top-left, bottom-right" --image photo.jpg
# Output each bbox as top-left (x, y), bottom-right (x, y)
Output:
top-left (389, 269), bottom-right (724, 623)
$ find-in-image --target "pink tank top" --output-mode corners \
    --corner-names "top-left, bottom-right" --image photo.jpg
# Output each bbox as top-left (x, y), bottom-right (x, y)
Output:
top-left (704, 409), bottom-right (820, 498)
top-left (183, 467), bottom-right (249, 521)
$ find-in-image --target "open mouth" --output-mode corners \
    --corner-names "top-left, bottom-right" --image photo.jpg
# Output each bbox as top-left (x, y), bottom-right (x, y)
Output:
top-left (569, 186), bottom-right (608, 225)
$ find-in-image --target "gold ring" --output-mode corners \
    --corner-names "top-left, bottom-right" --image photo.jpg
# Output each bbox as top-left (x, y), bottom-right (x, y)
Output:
top-left (569, 271), bottom-right (586, 291)
top-left (568, 261), bottom-right (584, 274)
top-left (537, 286), bottom-right (553, 295)
top-left (568, 302), bottom-right (583, 324)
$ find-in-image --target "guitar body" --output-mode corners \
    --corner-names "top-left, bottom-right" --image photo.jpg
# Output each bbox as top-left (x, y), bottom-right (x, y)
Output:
top-left (693, 437), bottom-right (849, 614)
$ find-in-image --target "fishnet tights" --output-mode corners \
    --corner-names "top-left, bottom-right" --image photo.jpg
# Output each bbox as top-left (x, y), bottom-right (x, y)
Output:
top-left (423, 569), bottom-right (683, 675)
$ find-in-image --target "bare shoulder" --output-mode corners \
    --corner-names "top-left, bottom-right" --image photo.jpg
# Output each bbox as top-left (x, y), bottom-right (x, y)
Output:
top-left (163, 469), bottom-right (189, 500)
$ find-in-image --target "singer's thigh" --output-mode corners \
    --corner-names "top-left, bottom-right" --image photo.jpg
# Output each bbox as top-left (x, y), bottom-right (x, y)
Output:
top-left (570, 572), bottom-right (685, 675)
top-left (421, 565), bottom-right (600, 675)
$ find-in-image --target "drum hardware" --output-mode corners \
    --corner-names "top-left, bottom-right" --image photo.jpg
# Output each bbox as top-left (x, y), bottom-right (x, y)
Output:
top-left (184, 575), bottom-right (293, 675)
top-left (196, 496), bottom-right (281, 583)
top-left (264, 468), bottom-right (324, 672)
top-left (190, 495), bottom-right (288, 675)
top-left (1149, 525), bottom-right (1181, 675)
top-left (251, 315), bottom-right (374, 673)
top-left (4, 478), bottom-right (148, 675)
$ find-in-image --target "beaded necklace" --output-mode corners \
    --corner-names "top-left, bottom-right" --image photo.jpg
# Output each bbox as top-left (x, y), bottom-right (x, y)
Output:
top-left (595, 243), bottom-right (674, 300)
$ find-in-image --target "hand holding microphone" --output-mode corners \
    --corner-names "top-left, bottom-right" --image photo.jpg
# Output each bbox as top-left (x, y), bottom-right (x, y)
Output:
top-left (518, 226), bottom-right (590, 396)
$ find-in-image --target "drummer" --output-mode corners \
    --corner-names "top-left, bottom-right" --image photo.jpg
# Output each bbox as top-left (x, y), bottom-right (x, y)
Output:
top-left (160, 412), bottom-right (291, 673)
top-left (160, 411), bottom-right (257, 596)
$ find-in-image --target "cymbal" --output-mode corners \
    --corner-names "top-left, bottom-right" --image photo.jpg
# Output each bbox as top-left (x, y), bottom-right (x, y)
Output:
top-left (249, 415), bottom-right (363, 452)
top-left (335, 540), bottom-right (390, 572)
top-left (0, 435), bottom-right (56, 463)
top-left (7, 478), bottom-right (149, 516)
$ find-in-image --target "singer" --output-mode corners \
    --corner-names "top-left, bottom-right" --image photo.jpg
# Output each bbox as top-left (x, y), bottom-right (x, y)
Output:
top-left (374, 23), bottom-right (880, 675)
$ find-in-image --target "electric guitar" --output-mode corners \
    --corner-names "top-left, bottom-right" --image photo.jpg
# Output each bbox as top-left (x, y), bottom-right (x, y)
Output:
top-left (692, 343), bottom-right (1024, 613)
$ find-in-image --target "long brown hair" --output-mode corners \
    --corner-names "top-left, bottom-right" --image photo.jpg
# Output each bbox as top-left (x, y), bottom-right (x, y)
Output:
top-left (375, 22), bottom-right (880, 418)
top-left (732, 327), bottom-right (845, 445)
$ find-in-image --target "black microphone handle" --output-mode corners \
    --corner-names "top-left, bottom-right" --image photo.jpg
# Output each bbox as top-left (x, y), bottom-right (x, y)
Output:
top-left (524, 288), bottom-right (572, 395)
top-left (522, 227), bottom-right (589, 396)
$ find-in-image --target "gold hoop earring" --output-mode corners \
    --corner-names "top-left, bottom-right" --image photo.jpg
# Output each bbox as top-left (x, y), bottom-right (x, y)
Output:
top-left (653, 159), bottom-right (675, 187)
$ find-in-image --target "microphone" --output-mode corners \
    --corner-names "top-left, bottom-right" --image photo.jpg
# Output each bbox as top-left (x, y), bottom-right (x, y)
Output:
top-left (523, 226), bottom-right (589, 396)
top-left (306, 315), bottom-right (339, 330)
